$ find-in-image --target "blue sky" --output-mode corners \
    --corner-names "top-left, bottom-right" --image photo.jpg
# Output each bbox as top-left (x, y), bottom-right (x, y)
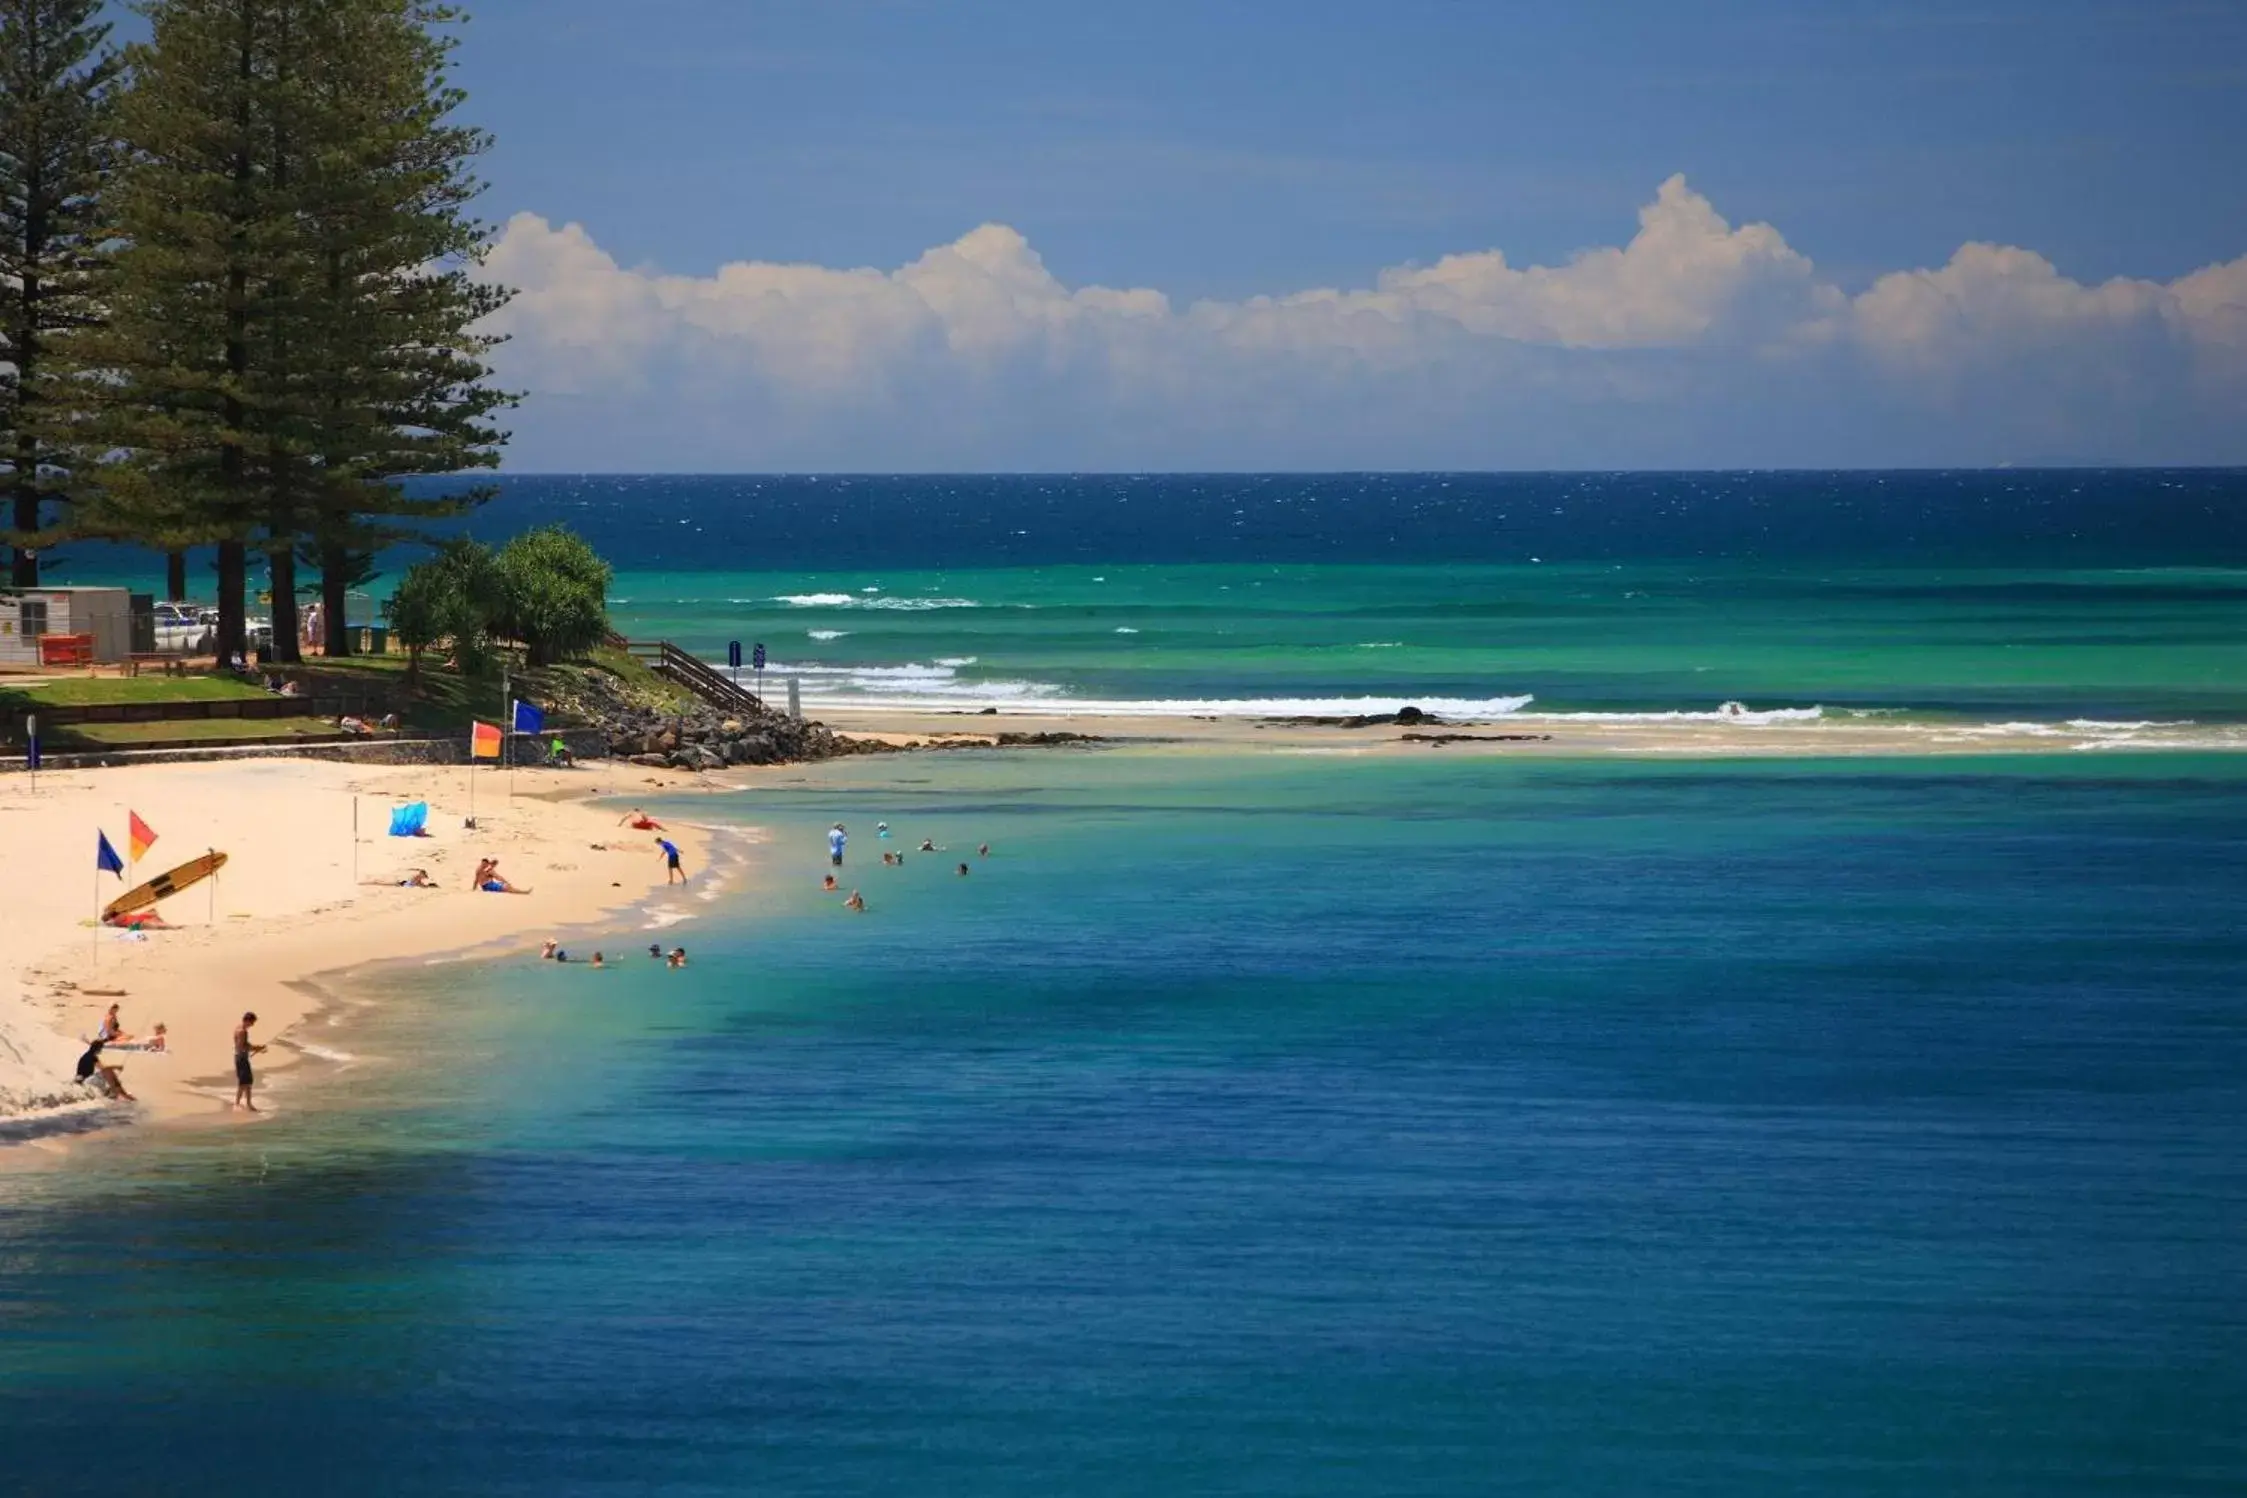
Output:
top-left (115, 1), bottom-right (2247, 468)
top-left (460, 0), bottom-right (2244, 302)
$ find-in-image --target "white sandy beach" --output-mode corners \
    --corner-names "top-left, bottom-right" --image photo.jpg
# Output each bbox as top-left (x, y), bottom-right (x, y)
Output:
top-left (0, 756), bottom-right (708, 1150)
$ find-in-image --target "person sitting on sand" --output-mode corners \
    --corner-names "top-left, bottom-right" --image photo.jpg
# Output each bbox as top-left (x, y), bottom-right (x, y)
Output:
top-left (548, 736), bottom-right (575, 767)
top-left (667, 947), bottom-right (687, 968)
top-left (843, 889), bottom-right (866, 912)
top-left (145, 1023), bottom-right (168, 1054)
top-left (95, 1004), bottom-right (132, 1045)
top-left (476, 860), bottom-right (529, 894)
top-left (473, 857), bottom-right (496, 888)
top-left (75, 1039), bottom-right (136, 1102)
top-left (620, 808), bottom-right (665, 831)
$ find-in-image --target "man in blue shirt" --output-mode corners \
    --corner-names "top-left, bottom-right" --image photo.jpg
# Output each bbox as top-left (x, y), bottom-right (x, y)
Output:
top-left (656, 836), bottom-right (685, 884)
top-left (828, 823), bottom-right (847, 867)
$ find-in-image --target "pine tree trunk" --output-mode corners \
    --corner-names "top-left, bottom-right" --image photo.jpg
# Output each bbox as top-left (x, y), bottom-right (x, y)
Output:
top-left (321, 541), bottom-right (352, 657)
top-left (11, 246), bottom-right (41, 585)
top-left (267, 542), bottom-right (302, 663)
top-left (8, 450), bottom-right (37, 586)
top-left (215, 541), bottom-right (246, 660)
top-left (166, 550), bottom-right (187, 601)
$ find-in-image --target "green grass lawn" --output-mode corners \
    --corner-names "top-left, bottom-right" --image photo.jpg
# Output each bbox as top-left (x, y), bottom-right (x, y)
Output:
top-left (58, 718), bottom-right (353, 747)
top-left (0, 675), bottom-right (268, 710)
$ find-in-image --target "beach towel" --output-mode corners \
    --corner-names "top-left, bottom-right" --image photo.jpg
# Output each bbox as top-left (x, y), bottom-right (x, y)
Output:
top-left (388, 802), bottom-right (430, 837)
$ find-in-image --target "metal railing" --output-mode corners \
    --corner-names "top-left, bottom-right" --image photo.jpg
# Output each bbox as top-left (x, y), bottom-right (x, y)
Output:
top-left (623, 640), bottom-right (764, 714)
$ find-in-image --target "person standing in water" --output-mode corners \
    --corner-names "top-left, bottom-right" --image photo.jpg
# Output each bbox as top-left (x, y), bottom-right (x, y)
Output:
top-left (656, 835), bottom-right (686, 884)
top-left (828, 823), bottom-right (848, 867)
top-left (232, 1013), bottom-right (267, 1113)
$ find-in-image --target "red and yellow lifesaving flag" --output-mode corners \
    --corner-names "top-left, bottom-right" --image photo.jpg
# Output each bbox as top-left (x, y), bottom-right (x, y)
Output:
top-left (470, 720), bottom-right (503, 760)
top-left (128, 811), bottom-right (158, 864)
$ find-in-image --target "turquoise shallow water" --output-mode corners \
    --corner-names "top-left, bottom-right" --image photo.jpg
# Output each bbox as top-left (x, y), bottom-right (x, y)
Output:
top-left (45, 471), bottom-right (2247, 723)
top-left (604, 559), bottom-right (2247, 724)
top-left (5, 749), bottom-right (2245, 1495)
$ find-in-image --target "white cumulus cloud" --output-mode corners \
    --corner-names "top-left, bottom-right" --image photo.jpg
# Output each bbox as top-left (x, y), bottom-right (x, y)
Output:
top-left (477, 177), bottom-right (2247, 469)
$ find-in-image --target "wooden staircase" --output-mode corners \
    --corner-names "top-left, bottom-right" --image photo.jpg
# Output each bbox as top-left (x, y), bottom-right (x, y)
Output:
top-left (623, 640), bottom-right (765, 715)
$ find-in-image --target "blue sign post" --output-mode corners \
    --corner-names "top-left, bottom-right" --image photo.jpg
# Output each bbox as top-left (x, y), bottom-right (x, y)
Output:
top-left (727, 639), bottom-right (742, 692)
top-left (752, 642), bottom-right (766, 699)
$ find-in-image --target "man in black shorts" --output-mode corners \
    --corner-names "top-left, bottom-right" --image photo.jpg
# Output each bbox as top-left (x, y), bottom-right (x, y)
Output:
top-left (233, 1012), bottom-right (268, 1113)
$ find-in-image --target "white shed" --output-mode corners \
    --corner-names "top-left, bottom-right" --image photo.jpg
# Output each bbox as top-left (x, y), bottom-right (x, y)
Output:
top-left (0, 586), bottom-right (133, 667)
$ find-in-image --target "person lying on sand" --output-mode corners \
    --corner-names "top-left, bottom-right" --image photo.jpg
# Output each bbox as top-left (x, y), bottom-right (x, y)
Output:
top-left (75, 1039), bottom-right (136, 1102)
top-left (620, 808), bottom-right (665, 831)
top-left (399, 869), bottom-right (432, 888)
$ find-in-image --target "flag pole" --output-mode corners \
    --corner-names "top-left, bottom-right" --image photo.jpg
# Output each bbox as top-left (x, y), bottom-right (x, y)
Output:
top-left (352, 795), bottom-right (360, 884)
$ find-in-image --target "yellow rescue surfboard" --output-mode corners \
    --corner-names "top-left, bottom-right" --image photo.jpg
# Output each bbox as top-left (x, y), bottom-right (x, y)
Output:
top-left (103, 851), bottom-right (228, 922)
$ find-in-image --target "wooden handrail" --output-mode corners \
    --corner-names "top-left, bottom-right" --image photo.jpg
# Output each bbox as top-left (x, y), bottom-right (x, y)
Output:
top-left (618, 637), bottom-right (764, 713)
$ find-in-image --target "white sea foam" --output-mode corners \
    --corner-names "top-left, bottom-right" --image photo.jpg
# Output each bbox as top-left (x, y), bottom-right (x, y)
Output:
top-left (807, 629), bottom-right (850, 641)
top-left (288, 1042), bottom-right (358, 1064)
top-left (1113, 627), bottom-right (1139, 634)
top-left (772, 593), bottom-right (982, 611)
top-left (1517, 705), bottom-right (1824, 726)
top-left (1357, 641), bottom-right (1405, 648)
top-left (644, 909), bottom-right (696, 930)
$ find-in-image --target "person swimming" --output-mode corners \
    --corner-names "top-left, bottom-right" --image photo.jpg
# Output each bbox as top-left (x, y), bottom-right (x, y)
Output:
top-left (590, 952), bottom-right (605, 969)
top-left (843, 890), bottom-right (866, 912)
top-left (648, 943), bottom-right (663, 959)
top-left (541, 939), bottom-right (558, 959)
top-left (667, 947), bottom-right (688, 968)
top-left (956, 862), bottom-right (970, 876)
top-left (978, 843), bottom-right (990, 858)
top-left (918, 838), bottom-right (938, 853)
top-left (822, 873), bottom-right (839, 891)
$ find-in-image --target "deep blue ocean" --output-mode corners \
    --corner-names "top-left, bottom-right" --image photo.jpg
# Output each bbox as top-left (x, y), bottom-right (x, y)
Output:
top-left (6, 473), bottom-right (2247, 1495)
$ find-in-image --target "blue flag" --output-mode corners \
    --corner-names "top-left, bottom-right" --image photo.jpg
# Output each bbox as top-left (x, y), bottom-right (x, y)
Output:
top-left (97, 831), bottom-right (125, 877)
top-left (511, 699), bottom-right (544, 735)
